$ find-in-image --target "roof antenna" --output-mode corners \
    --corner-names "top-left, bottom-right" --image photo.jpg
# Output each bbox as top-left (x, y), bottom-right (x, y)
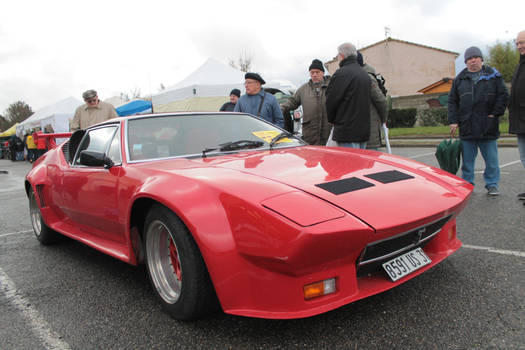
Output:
top-left (385, 26), bottom-right (391, 38)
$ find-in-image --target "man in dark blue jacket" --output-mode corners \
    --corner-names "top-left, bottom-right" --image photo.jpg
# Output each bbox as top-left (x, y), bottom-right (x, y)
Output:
top-left (448, 46), bottom-right (509, 196)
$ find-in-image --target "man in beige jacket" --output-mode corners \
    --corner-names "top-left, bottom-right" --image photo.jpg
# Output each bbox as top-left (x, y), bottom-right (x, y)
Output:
top-left (280, 59), bottom-right (331, 145)
top-left (70, 89), bottom-right (118, 131)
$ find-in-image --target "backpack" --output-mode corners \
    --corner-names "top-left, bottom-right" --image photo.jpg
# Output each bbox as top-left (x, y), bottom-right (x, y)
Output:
top-left (369, 72), bottom-right (388, 96)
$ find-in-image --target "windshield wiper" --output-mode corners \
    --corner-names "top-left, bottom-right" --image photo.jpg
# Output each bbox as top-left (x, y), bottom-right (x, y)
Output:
top-left (269, 132), bottom-right (292, 149)
top-left (201, 140), bottom-right (263, 158)
top-left (219, 140), bottom-right (264, 152)
top-left (201, 147), bottom-right (218, 158)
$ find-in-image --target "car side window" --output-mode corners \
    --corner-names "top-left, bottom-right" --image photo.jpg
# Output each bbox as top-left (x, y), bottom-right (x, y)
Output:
top-left (107, 130), bottom-right (122, 164)
top-left (73, 126), bottom-right (117, 166)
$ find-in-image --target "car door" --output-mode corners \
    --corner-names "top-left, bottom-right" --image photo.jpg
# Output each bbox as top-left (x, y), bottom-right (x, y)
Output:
top-left (60, 125), bottom-right (126, 243)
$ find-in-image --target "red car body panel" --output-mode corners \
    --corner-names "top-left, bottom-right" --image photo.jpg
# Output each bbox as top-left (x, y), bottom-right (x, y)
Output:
top-left (26, 118), bottom-right (473, 319)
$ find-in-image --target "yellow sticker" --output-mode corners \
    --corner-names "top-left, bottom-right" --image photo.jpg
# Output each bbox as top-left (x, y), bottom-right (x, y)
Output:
top-left (252, 130), bottom-right (292, 144)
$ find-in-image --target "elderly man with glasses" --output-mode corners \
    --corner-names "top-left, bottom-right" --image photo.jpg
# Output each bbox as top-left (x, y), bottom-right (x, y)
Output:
top-left (70, 89), bottom-right (118, 131)
top-left (234, 73), bottom-right (284, 128)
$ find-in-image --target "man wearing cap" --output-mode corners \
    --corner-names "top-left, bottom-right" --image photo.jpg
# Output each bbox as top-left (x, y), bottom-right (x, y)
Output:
top-left (219, 89), bottom-right (241, 112)
top-left (70, 89), bottom-right (118, 131)
top-left (326, 42), bottom-right (371, 149)
top-left (448, 46), bottom-right (509, 196)
top-left (234, 73), bottom-right (284, 128)
top-left (509, 30), bottom-right (525, 204)
top-left (280, 59), bottom-right (331, 145)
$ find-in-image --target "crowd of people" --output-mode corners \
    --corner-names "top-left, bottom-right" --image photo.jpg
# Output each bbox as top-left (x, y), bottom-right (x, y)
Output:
top-left (0, 127), bottom-right (50, 163)
top-left (11, 33), bottom-right (524, 205)
top-left (223, 35), bottom-right (525, 204)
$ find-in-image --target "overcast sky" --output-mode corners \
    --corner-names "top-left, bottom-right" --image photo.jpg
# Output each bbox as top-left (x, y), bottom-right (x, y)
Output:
top-left (0, 0), bottom-right (522, 115)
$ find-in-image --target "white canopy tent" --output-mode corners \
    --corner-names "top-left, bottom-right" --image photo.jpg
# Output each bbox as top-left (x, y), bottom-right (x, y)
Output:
top-left (16, 97), bottom-right (82, 136)
top-left (152, 58), bottom-right (296, 112)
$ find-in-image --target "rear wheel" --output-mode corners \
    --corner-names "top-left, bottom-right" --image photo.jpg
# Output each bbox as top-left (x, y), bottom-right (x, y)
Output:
top-left (143, 204), bottom-right (217, 320)
top-left (29, 188), bottom-right (57, 245)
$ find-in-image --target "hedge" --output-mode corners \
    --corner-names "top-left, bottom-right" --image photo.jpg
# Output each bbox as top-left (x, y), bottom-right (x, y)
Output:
top-left (388, 108), bottom-right (417, 128)
top-left (419, 108), bottom-right (449, 126)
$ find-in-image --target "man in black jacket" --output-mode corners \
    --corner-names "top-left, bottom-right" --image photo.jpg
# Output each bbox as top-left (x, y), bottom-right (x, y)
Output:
top-left (326, 42), bottom-right (371, 148)
top-left (219, 89), bottom-right (241, 112)
top-left (509, 30), bottom-right (525, 202)
top-left (448, 46), bottom-right (509, 196)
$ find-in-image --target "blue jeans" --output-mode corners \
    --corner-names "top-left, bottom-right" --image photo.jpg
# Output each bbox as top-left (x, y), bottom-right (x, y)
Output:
top-left (461, 139), bottom-right (500, 189)
top-left (518, 134), bottom-right (525, 168)
top-left (338, 141), bottom-right (367, 149)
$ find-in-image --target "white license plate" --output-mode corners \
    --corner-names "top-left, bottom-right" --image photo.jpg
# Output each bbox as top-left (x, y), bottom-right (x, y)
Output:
top-left (382, 247), bottom-right (432, 282)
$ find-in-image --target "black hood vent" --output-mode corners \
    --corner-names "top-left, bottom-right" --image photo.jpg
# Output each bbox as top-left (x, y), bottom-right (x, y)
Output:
top-left (315, 177), bottom-right (374, 195)
top-left (364, 170), bottom-right (414, 184)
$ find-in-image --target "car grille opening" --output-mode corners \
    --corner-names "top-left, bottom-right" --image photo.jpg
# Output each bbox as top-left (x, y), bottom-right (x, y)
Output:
top-left (36, 185), bottom-right (47, 208)
top-left (356, 215), bottom-right (452, 277)
top-left (61, 141), bottom-right (70, 163)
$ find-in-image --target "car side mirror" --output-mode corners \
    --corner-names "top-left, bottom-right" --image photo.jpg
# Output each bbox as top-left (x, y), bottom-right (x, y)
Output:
top-left (79, 150), bottom-right (114, 168)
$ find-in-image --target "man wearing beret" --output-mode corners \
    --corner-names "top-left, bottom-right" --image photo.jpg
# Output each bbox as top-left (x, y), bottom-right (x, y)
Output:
top-left (509, 30), bottom-right (525, 204)
top-left (280, 59), bottom-right (331, 145)
top-left (219, 89), bottom-right (241, 112)
top-left (448, 46), bottom-right (509, 196)
top-left (70, 89), bottom-right (118, 131)
top-left (234, 73), bottom-right (284, 128)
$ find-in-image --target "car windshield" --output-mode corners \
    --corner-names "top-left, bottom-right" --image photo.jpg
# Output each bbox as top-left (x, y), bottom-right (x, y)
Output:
top-left (126, 113), bottom-right (304, 161)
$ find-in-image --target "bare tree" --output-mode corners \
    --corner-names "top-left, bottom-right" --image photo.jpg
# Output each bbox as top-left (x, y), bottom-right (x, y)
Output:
top-left (130, 87), bottom-right (141, 99)
top-left (120, 92), bottom-right (130, 102)
top-left (0, 115), bottom-right (10, 132)
top-left (229, 52), bottom-right (253, 72)
top-left (120, 87), bottom-right (143, 102)
top-left (4, 101), bottom-right (33, 125)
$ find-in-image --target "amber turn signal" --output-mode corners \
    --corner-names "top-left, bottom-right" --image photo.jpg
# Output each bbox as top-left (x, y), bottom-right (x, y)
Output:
top-left (303, 278), bottom-right (336, 300)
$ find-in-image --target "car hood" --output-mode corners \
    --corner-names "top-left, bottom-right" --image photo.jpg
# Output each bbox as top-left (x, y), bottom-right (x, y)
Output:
top-left (191, 146), bottom-right (472, 232)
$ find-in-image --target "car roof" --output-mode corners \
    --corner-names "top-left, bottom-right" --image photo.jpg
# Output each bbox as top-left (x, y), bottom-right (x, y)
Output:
top-left (92, 111), bottom-right (254, 128)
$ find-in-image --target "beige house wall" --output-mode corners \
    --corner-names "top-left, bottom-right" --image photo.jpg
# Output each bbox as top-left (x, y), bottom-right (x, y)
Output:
top-left (325, 39), bottom-right (458, 97)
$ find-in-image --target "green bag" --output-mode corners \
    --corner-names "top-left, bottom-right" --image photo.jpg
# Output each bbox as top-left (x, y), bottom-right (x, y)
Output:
top-left (435, 138), bottom-right (461, 175)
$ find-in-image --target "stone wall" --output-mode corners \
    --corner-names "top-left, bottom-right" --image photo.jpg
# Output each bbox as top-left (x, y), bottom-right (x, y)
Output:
top-left (391, 92), bottom-right (446, 110)
top-left (391, 93), bottom-right (448, 126)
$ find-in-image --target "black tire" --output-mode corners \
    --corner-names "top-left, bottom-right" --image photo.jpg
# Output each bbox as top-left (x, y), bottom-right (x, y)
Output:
top-left (28, 187), bottom-right (57, 245)
top-left (143, 204), bottom-right (218, 320)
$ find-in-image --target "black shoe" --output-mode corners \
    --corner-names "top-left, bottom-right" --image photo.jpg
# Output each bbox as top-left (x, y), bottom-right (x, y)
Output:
top-left (487, 187), bottom-right (500, 196)
top-left (518, 192), bottom-right (525, 200)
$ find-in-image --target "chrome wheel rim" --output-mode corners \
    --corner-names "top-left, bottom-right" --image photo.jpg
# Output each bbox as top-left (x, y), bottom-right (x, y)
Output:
top-left (29, 191), bottom-right (42, 237)
top-left (146, 220), bottom-right (182, 304)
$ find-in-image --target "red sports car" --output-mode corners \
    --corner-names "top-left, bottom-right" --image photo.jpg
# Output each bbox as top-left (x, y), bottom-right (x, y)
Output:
top-left (25, 112), bottom-right (473, 320)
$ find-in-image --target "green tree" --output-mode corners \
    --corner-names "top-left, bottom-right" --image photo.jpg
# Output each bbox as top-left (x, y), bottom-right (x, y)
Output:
top-left (4, 101), bottom-right (33, 125)
top-left (486, 40), bottom-right (520, 82)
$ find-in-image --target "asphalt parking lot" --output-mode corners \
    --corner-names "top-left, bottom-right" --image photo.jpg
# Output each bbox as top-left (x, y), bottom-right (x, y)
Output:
top-left (1, 147), bottom-right (524, 350)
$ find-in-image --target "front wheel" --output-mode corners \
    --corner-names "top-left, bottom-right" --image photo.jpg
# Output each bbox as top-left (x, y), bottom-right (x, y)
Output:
top-left (143, 204), bottom-right (218, 320)
top-left (29, 187), bottom-right (57, 245)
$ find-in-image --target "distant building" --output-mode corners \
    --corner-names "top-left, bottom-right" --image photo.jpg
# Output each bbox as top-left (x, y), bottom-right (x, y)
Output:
top-left (325, 37), bottom-right (458, 97)
top-left (418, 78), bottom-right (453, 94)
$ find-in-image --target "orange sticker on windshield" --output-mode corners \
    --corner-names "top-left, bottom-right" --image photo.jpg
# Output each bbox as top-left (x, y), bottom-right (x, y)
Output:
top-left (252, 130), bottom-right (292, 144)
